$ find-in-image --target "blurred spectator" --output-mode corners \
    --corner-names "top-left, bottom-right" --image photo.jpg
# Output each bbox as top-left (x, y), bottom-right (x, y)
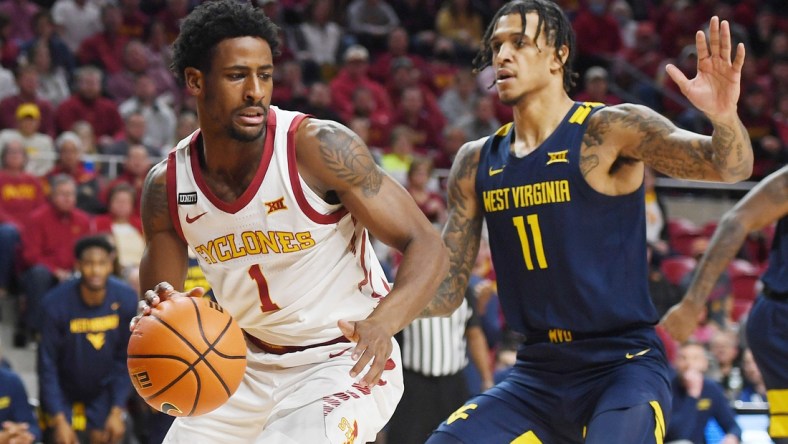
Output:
top-left (434, 124), bottom-right (467, 170)
top-left (348, 117), bottom-right (381, 158)
top-left (346, 0), bottom-right (400, 53)
top-left (644, 167), bottom-right (669, 255)
top-left (617, 21), bottom-right (665, 110)
top-left (46, 131), bottom-right (104, 214)
top-left (773, 91), bottom-right (788, 148)
top-left (571, 0), bottom-right (622, 72)
top-left (665, 342), bottom-right (742, 444)
top-left (101, 144), bottom-right (151, 215)
top-left (118, 74), bottom-right (177, 153)
top-left (0, 338), bottom-right (40, 444)
top-left (27, 40), bottom-right (71, 106)
top-left (155, 0), bottom-right (189, 44)
top-left (738, 348), bottom-right (767, 404)
top-left (77, 5), bottom-right (129, 75)
top-left (348, 86), bottom-right (391, 148)
top-left (663, 45), bottom-right (706, 132)
top-left (142, 19), bottom-right (173, 70)
top-left (51, 0), bottom-right (101, 53)
top-left (386, 56), bottom-right (442, 121)
top-left (17, 174), bottom-right (92, 346)
top-left (658, 0), bottom-right (703, 60)
top-left (300, 81), bottom-right (343, 123)
top-left (93, 183), bottom-right (143, 270)
top-left (19, 11), bottom-right (76, 79)
top-left (0, 64), bottom-right (16, 101)
top-left (454, 95), bottom-right (499, 142)
top-left (609, 0), bottom-right (636, 49)
top-left (174, 110), bottom-right (198, 143)
top-left (391, 0), bottom-right (437, 44)
top-left (740, 84), bottom-right (782, 180)
top-left (434, 0), bottom-right (483, 57)
top-left (271, 60), bottom-right (308, 110)
top-left (575, 66), bottom-right (621, 105)
top-left (0, 65), bottom-right (56, 137)
top-left (38, 235), bottom-right (136, 444)
top-left (750, 8), bottom-right (780, 61)
top-left (647, 242), bottom-right (681, 319)
top-left (393, 86), bottom-right (444, 153)
top-left (439, 67), bottom-right (479, 126)
top-left (369, 27), bottom-right (427, 85)
top-left (380, 125), bottom-right (415, 185)
top-left (330, 44), bottom-right (392, 123)
top-left (405, 157), bottom-right (445, 225)
top-left (0, 12), bottom-right (20, 69)
top-left (71, 120), bottom-right (98, 155)
top-left (0, 0), bottom-right (39, 44)
top-left (118, 0), bottom-right (149, 40)
top-left (291, 0), bottom-right (342, 82)
top-left (0, 103), bottom-right (55, 176)
top-left (708, 329), bottom-right (744, 401)
top-left (107, 39), bottom-right (178, 104)
top-left (426, 37), bottom-right (460, 96)
top-left (0, 139), bottom-right (45, 297)
top-left (56, 66), bottom-right (124, 146)
top-left (103, 112), bottom-right (159, 158)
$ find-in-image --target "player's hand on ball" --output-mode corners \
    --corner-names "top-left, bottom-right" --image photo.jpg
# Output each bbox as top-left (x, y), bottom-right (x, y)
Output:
top-left (129, 282), bottom-right (205, 331)
top-left (338, 319), bottom-right (394, 388)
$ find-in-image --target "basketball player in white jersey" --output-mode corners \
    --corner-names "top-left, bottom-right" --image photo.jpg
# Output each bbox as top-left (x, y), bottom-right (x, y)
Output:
top-left (131, 1), bottom-right (448, 442)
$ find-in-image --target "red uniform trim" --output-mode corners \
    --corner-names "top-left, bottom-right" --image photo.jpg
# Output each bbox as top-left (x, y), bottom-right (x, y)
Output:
top-left (189, 109), bottom-right (278, 214)
top-left (286, 115), bottom-right (348, 224)
top-left (166, 150), bottom-right (186, 243)
top-left (244, 331), bottom-right (350, 355)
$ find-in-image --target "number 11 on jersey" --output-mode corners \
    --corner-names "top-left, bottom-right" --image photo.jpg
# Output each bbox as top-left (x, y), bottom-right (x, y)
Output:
top-left (513, 214), bottom-right (548, 270)
top-left (248, 264), bottom-right (280, 312)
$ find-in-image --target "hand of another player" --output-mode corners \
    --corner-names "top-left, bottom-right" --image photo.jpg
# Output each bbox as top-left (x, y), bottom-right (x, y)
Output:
top-left (129, 282), bottom-right (205, 331)
top-left (0, 421), bottom-right (34, 444)
top-left (660, 300), bottom-right (704, 343)
top-left (665, 16), bottom-right (745, 121)
top-left (100, 408), bottom-right (125, 444)
top-left (338, 319), bottom-right (394, 387)
top-left (52, 420), bottom-right (77, 444)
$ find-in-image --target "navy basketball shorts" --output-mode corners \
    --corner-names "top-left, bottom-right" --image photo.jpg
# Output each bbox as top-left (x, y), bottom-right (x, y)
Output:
top-left (746, 295), bottom-right (788, 438)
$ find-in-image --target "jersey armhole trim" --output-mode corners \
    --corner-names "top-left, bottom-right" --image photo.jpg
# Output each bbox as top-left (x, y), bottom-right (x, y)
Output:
top-left (287, 115), bottom-right (349, 224)
top-left (166, 150), bottom-right (186, 243)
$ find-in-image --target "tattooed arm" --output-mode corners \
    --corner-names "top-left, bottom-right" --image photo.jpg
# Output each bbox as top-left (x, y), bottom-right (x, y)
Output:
top-left (662, 165), bottom-right (788, 342)
top-left (421, 141), bottom-right (485, 317)
top-left (137, 161), bottom-right (193, 298)
top-left (296, 118), bottom-right (448, 386)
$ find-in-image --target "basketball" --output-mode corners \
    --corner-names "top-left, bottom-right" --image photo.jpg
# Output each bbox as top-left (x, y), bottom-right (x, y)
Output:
top-left (127, 296), bottom-right (247, 417)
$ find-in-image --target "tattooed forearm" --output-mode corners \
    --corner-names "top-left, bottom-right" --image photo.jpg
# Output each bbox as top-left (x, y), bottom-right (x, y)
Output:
top-left (709, 118), bottom-right (752, 180)
top-left (421, 146), bottom-right (482, 317)
top-left (140, 163), bottom-right (171, 240)
top-left (685, 219), bottom-right (748, 307)
top-left (316, 123), bottom-right (383, 197)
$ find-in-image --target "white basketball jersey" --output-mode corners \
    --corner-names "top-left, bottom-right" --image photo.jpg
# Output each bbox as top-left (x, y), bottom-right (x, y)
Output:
top-left (167, 106), bottom-right (390, 347)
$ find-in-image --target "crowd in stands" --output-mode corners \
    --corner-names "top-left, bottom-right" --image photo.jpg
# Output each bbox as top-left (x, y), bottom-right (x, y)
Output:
top-left (0, 0), bottom-right (785, 442)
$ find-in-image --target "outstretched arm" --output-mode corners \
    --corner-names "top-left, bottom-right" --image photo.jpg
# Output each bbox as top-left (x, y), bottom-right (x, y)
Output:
top-left (421, 141), bottom-right (484, 317)
top-left (592, 17), bottom-right (752, 183)
top-left (662, 165), bottom-right (788, 342)
top-left (296, 118), bottom-right (448, 386)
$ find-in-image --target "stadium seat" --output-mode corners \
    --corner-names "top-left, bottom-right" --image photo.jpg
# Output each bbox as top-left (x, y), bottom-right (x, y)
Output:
top-left (732, 299), bottom-right (753, 323)
top-left (667, 218), bottom-right (702, 256)
top-left (701, 221), bottom-right (719, 238)
top-left (660, 255), bottom-right (697, 286)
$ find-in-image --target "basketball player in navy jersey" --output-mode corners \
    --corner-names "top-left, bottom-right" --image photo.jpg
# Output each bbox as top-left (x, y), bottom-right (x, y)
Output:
top-left (131, 1), bottom-right (447, 442)
top-left (421, 0), bottom-right (753, 442)
top-left (664, 165), bottom-right (788, 443)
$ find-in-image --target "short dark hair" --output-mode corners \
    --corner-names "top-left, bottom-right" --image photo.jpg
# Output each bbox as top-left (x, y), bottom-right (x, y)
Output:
top-left (473, 0), bottom-right (577, 92)
top-left (75, 235), bottom-right (115, 260)
top-left (170, 0), bottom-right (280, 84)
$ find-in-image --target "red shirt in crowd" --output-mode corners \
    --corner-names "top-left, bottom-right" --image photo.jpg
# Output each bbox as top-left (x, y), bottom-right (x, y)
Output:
top-left (55, 95), bottom-right (124, 137)
top-left (0, 171), bottom-right (46, 227)
top-left (77, 33), bottom-right (129, 74)
top-left (21, 203), bottom-right (92, 272)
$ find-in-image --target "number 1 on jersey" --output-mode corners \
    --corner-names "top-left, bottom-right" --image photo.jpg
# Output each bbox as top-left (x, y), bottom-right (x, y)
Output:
top-left (248, 264), bottom-right (280, 312)
top-left (513, 214), bottom-right (548, 270)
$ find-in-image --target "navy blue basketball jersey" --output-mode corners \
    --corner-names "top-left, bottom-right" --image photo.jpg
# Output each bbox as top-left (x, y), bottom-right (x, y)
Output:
top-left (762, 216), bottom-right (787, 293)
top-left (475, 102), bottom-right (658, 337)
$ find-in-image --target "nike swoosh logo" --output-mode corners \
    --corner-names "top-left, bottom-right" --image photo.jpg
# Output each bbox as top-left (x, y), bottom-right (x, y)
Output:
top-left (489, 166), bottom-right (505, 176)
top-left (328, 346), bottom-right (352, 359)
top-left (625, 348), bottom-right (651, 359)
top-left (185, 211), bottom-right (208, 224)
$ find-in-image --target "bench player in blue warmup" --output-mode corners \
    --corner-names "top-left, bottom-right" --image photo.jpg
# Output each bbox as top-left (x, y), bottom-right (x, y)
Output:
top-left (664, 165), bottom-right (788, 443)
top-left (420, 0), bottom-right (754, 442)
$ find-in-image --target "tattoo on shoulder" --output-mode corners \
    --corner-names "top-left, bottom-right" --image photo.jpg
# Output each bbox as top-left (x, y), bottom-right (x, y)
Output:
top-left (315, 122), bottom-right (383, 197)
top-left (141, 163), bottom-right (170, 236)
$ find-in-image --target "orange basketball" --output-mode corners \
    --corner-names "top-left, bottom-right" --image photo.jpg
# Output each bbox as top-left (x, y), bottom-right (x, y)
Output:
top-left (127, 296), bottom-right (247, 417)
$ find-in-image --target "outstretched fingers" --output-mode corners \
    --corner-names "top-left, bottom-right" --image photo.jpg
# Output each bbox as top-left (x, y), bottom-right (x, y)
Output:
top-left (707, 16), bottom-right (719, 60)
top-left (732, 43), bottom-right (746, 72)
top-left (719, 19), bottom-right (732, 64)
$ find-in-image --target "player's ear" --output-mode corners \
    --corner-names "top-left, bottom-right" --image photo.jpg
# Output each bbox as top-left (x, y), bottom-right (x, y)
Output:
top-left (552, 45), bottom-right (569, 71)
top-left (184, 67), bottom-right (203, 95)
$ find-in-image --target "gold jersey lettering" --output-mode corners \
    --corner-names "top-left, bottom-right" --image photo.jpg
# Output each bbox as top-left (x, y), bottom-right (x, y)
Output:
top-left (482, 188), bottom-right (510, 213)
top-left (548, 329), bottom-right (573, 343)
top-left (69, 315), bottom-right (120, 333)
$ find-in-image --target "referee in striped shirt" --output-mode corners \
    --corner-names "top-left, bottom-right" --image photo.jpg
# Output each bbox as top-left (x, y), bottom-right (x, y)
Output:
top-left (386, 289), bottom-right (493, 444)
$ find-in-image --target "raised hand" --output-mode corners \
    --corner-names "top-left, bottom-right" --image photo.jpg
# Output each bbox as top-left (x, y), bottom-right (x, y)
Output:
top-left (665, 16), bottom-right (745, 121)
top-left (129, 282), bottom-right (205, 331)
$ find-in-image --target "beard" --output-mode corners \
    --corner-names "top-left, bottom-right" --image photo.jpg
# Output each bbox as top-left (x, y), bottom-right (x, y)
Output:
top-left (228, 124), bottom-right (265, 142)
